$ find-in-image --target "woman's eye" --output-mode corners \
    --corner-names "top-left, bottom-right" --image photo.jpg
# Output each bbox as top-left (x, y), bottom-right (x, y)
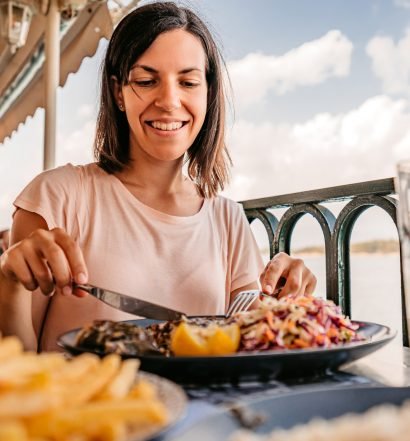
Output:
top-left (181, 81), bottom-right (200, 88)
top-left (132, 80), bottom-right (155, 87)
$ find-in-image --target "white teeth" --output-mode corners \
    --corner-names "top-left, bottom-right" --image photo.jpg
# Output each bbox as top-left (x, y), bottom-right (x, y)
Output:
top-left (151, 121), bottom-right (183, 131)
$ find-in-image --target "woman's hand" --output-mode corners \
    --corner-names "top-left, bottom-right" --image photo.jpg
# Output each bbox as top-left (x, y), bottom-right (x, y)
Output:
top-left (0, 227), bottom-right (88, 297)
top-left (259, 252), bottom-right (317, 298)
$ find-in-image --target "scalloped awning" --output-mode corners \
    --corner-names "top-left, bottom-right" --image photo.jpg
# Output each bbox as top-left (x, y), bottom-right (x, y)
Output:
top-left (0, 2), bottom-right (113, 144)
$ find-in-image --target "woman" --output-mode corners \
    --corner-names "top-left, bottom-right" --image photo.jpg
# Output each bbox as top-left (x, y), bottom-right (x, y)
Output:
top-left (0, 2), bottom-right (316, 351)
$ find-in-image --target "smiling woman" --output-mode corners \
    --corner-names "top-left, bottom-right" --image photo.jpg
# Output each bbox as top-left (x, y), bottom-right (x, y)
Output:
top-left (0, 1), bottom-right (316, 353)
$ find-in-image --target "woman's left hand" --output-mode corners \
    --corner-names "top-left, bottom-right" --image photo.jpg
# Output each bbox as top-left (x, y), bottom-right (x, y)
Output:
top-left (259, 252), bottom-right (317, 298)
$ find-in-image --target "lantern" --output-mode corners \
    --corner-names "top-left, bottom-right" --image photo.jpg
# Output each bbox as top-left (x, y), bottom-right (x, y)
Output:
top-left (0, 0), bottom-right (34, 52)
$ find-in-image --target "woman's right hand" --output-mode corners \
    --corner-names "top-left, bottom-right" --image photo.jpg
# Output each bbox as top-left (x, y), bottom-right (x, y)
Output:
top-left (0, 227), bottom-right (88, 297)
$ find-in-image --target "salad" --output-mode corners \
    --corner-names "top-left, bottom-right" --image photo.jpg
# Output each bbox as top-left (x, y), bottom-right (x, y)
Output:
top-left (235, 294), bottom-right (363, 351)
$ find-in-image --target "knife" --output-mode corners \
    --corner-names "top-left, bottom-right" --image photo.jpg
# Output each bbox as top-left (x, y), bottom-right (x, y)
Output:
top-left (73, 283), bottom-right (184, 321)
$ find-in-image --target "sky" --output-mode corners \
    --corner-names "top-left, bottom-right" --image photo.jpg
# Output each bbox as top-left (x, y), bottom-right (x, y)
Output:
top-left (1, 0), bottom-right (410, 248)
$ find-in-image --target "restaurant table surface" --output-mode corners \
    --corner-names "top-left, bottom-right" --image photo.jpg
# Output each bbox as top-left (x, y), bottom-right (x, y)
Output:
top-left (155, 341), bottom-right (410, 440)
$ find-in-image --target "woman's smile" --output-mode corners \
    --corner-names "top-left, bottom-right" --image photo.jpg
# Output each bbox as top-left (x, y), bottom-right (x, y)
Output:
top-left (145, 119), bottom-right (189, 135)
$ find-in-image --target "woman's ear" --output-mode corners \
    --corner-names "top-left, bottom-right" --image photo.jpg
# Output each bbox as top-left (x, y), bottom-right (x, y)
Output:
top-left (111, 76), bottom-right (125, 111)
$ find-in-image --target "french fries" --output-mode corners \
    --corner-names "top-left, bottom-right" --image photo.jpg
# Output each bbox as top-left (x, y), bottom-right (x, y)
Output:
top-left (0, 336), bottom-right (169, 441)
top-left (97, 359), bottom-right (141, 400)
top-left (0, 336), bottom-right (23, 361)
top-left (0, 352), bottom-right (66, 390)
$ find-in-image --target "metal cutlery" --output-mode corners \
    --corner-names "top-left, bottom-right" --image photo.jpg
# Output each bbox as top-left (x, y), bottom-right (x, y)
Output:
top-left (73, 283), bottom-right (184, 321)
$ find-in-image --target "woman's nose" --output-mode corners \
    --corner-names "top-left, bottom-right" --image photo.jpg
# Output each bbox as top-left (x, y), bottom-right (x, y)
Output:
top-left (154, 82), bottom-right (181, 111)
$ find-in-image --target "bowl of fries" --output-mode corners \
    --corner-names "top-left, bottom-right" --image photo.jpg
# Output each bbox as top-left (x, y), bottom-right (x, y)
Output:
top-left (0, 335), bottom-right (187, 441)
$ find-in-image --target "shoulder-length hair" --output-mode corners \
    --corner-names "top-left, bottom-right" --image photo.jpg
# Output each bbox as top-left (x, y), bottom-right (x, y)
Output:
top-left (94, 1), bottom-right (232, 198)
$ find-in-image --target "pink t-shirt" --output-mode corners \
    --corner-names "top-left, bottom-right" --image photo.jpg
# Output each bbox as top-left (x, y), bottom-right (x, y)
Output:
top-left (14, 163), bottom-right (264, 351)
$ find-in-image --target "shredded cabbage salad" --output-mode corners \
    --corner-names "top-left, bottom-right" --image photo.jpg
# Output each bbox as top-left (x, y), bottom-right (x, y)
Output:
top-left (233, 294), bottom-right (363, 351)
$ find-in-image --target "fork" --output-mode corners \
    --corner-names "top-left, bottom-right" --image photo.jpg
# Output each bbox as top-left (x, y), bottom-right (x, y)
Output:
top-left (226, 287), bottom-right (283, 317)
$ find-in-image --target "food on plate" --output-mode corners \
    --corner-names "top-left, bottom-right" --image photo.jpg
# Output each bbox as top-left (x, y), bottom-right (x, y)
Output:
top-left (235, 294), bottom-right (363, 351)
top-left (170, 322), bottom-right (240, 356)
top-left (230, 400), bottom-right (410, 441)
top-left (76, 295), bottom-right (364, 357)
top-left (75, 320), bottom-right (161, 356)
top-left (0, 335), bottom-right (169, 441)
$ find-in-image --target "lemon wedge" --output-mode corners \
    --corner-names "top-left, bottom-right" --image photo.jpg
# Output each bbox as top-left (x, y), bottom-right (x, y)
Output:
top-left (170, 322), bottom-right (209, 356)
top-left (207, 324), bottom-right (240, 355)
top-left (170, 322), bottom-right (240, 356)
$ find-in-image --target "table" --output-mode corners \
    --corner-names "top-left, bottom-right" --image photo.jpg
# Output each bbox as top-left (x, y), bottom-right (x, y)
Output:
top-left (157, 342), bottom-right (410, 440)
top-left (342, 341), bottom-right (410, 386)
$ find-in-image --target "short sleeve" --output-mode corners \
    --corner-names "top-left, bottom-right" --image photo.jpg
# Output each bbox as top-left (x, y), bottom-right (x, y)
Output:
top-left (13, 164), bottom-right (81, 237)
top-left (226, 201), bottom-right (265, 292)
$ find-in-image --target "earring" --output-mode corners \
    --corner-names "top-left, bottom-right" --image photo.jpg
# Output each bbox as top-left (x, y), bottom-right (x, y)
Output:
top-left (118, 104), bottom-right (124, 111)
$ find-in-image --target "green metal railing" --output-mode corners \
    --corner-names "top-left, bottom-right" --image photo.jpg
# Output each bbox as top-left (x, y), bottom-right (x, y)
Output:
top-left (241, 177), bottom-right (408, 347)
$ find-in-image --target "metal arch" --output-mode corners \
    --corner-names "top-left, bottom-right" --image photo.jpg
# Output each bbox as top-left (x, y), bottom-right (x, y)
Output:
top-left (332, 195), bottom-right (400, 320)
top-left (274, 204), bottom-right (336, 295)
top-left (274, 203), bottom-right (335, 253)
top-left (333, 194), bottom-right (407, 347)
top-left (244, 209), bottom-right (279, 259)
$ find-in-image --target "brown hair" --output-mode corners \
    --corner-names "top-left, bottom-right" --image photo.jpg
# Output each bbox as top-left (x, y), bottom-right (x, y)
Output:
top-left (94, 1), bottom-right (231, 198)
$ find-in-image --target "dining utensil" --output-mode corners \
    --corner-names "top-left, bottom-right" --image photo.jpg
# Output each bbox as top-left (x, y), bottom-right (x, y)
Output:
top-left (226, 290), bottom-right (269, 316)
top-left (58, 319), bottom-right (395, 383)
top-left (74, 283), bottom-right (184, 321)
top-left (226, 288), bottom-right (283, 316)
top-left (226, 290), bottom-right (260, 316)
top-left (396, 159), bottom-right (410, 343)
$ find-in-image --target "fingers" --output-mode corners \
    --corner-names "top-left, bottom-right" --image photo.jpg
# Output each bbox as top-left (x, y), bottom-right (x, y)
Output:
top-left (53, 229), bottom-right (88, 285)
top-left (259, 254), bottom-right (286, 295)
top-left (260, 252), bottom-right (316, 298)
top-left (1, 247), bottom-right (38, 291)
top-left (47, 229), bottom-right (88, 297)
top-left (277, 261), bottom-right (303, 298)
top-left (22, 245), bottom-right (54, 295)
top-left (304, 273), bottom-right (317, 295)
top-left (1, 228), bottom-right (88, 297)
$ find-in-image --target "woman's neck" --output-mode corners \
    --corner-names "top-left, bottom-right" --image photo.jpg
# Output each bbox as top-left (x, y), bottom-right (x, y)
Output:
top-left (114, 157), bottom-right (203, 216)
top-left (116, 159), bottom-right (186, 195)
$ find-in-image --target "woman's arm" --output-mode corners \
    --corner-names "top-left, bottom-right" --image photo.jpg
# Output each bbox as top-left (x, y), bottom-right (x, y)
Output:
top-left (0, 209), bottom-right (88, 350)
top-left (0, 210), bottom-right (48, 349)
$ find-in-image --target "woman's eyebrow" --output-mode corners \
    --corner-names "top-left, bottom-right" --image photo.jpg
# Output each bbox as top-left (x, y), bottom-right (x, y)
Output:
top-left (132, 64), bottom-right (158, 73)
top-left (131, 64), bottom-right (203, 74)
top-left (179, 67), bottom-right (203, 74)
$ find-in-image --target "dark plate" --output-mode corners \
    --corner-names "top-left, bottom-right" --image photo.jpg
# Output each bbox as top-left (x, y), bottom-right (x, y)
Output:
top-left (162, 385), bottom-right (410, 440)
top-left (58, 319), bottom-right (395, 383)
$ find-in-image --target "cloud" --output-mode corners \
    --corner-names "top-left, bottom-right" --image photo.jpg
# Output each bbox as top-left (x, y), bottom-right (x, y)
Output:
top-left (394, 0), bottom-right (410, 8)
top-left (0, 112), bottom-right (44, 229)
top-left (224, 95), bottom-right (410, 202)
top-left (0, 114), bottom-right (94, 229)
top-left (77, 104), bottom-right (94, 119)
top-left (366, 29), bottom-right (410, 96)
top-left (227, 30), bottom-right (353, 111)
top-left (56, 120), bottom-right (95, 166)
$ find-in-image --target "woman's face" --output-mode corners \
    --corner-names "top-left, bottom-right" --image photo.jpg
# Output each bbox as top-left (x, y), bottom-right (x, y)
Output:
top-left (117, 29), bottom-right (208, 163)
